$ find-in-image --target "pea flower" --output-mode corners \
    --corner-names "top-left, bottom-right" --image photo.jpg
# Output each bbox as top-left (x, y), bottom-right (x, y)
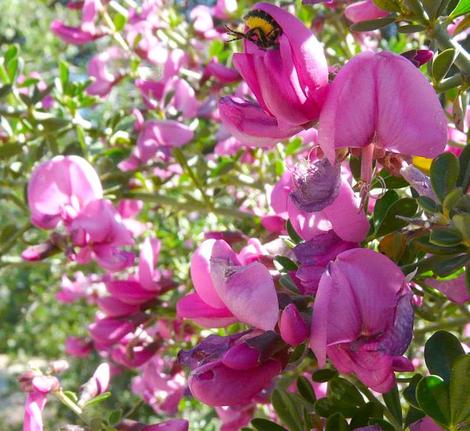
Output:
top-left (233, 3), bottom-right (329, 127)
top-left (310, 248), bottom-right (414, 392)
top-left (179, 332), bottom-right (283, 406)
top-left (51, 0), bottom-right (104, 45)
top-left (19, 372), bottom-right (60, 431)
top-left (318, 51), bottom-right (447, 182)
top-left (177, 239), bottom-right (279, 330)
top-left (28, 155), bottom-right (103, 229)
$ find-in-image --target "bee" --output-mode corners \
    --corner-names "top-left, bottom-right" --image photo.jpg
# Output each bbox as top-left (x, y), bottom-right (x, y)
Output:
top-left (225, 9), bottom-right (282, 49)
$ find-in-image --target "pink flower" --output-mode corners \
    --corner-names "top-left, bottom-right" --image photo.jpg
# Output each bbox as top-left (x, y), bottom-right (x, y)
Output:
top-left (162, 77), bottom-right (198, 119)
top-left (132, 120), bottom-right (194, 165)
top-left (344, 0), bottom-right (388, 23)
top-left (177, 239), bottom-right (279, 330)
top-left (65, 336), bottom-right (93, 358)
top-left (318, 51), bottom-right (447, 167)
top-left (232, 3), bottom-right (328, 127)
top-left (179, 333), bottom-right (283, 406)
top-left (87, 47), bottom-right (123, 97)
top-left (310, 248), bottom-right (414, 392)
top-left (132, 356), bottom-right (186, 414)
top-left (28, 156), bottom-right (103, 229)
top-left (51, 0), bottom-right (104, 45)
top-left (69, 199), bottom-right (134, 271)
top-left (20, 374), bottom-right (59, 431)
top-left (136, 79), bottom-right (164, 109)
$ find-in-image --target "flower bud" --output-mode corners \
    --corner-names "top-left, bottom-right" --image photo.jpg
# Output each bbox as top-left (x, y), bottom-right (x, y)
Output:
top-left (279, 304), bottom-right (309, 346)
top-left (401, 49), bottom-right (434, 68)
top-left (79, 363), bottom-right (110, 406)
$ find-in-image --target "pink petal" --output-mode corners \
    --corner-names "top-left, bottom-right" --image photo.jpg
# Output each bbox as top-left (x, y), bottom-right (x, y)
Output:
top-left (210, 260), bottom-right (279, 331)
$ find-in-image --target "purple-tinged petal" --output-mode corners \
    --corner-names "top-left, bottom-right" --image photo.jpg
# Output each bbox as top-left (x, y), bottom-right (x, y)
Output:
top-left (379, 292), bottom-right (414, 356)
top-left (290, 159), bottom-right (341, 212)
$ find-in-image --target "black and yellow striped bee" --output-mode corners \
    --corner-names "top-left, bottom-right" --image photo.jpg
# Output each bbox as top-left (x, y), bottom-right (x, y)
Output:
top-left (225, 9), bottom-right (282, 49)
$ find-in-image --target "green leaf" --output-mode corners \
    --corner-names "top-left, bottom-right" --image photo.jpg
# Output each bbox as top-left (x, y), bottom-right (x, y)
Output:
top-left (63, 391), bottom-right (78, 403)
top-left (312, 369), bottom-right (338, 382)
top-left (450, 355), bottom-right (470, 426)
top-left (59, 60), bottom-right (69, 88)
top-left (315, 397), bottom-right (359, 418)
top-left (297, 376), bottom-right (316, 404)
top-left (403, 375), bottom-right (422, 409)
top-left (431, 153), bottom-right (460, 202)
top-left (350, 16), bottom-right (395, 32)
top-left (328, 377), bottom-right (365, 407)
top-left (350, 402), bottom-right (383, 429)
top-left (286, 219), bottom-right (302, 244)
top-left (108, 409), bottom-right (122, 425)
top-left (0, 142), bottom-right (22, 159)
top-left (432, 49), bottom-right (456, 82)
top-left (398, 24), bottom-right (426, 33)
top-left (375, 198), bottom-right (418, 237)
top-left (113, 12), bottom-right (127, 31)
top-left (433, 254), bottom-right (470, 277)
top-left (412, 235), bottom-right (467, 255)
top-left (382, 386), bottom-right (402, 427)
top-left (279, 274), bottom-right (300, 293)
top-left (422, 0), bottom-right (445, 18)
top-left (457, 144), bottom-right (470, 192)
top-left (374, 190), bottom-right (399, 226)
top-left (450, 0), bottom-right (470, 18)
top-left (417, 196), bottom-right (440, 213)
top-left (251, 418), bottom-right (287, 431)
top-left (429, 228), bottom-right (463, 247)
top-left (0, 224), bottom-right (17, 242)
top-left (443, 188), bottom-right (464, 214)
top-left (325, 413), bottom-right (349, 431)
top-left (404, 406), bottom-right (425, 428)
top-left (83, 391), bottom-right (111, 408)
top-left (4, 45), bottom-right (18, 64)
top-left (453, 213), bottom-right (470, 242)
top-left (271, 389), bottom-right (305, 431)
top-left (424, 331), bottom-right (465, 383)
top-left (274, 255), bottom-right (298, 271)
top-left (372, 0), bottom-right (402, 12)
top-left (416, 375), bottom-right (451, 427)
top-left (0, 84), bottom-right (12, 98)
